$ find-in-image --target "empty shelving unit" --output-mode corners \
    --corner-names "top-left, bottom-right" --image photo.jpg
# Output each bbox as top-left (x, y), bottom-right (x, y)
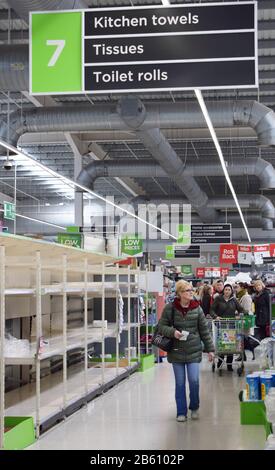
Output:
top-left (0, 233), bottom-right (145, 448)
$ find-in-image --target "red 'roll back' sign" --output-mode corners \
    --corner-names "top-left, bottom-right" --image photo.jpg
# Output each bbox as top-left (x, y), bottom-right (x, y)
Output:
top-left (219, 244), bottom-right (238, 264)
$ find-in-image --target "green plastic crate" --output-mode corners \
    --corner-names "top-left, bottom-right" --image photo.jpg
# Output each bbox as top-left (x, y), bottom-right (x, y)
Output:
top-left (4, 416), bottom-right (36, 450)
top-left (240, 401), bottom-right (272, 438)
top-left (137, 354), bottom-right (155, 372)
top-left (89, 354), bottom-right (155, 372)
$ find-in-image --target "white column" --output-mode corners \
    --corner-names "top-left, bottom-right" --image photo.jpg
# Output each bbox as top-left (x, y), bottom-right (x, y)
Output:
top-left (84, 258), bottom-right (88, 396)
top-left (62, 255), bottom-right (67, 410)
top-left (146, 269), bottom-right (149, 355)
top-left (116, 263), bottom-right (119, 376)
top-left (137, 267), bottom-right (141, 364)
top-left (127, 265), bottom-right (131, 366)
top-left (35, 251), bottom-right (42, 439)
top-left (101, 262), bottom-right (105, 385)
top-left (74, 150), bottom-right (83, 226)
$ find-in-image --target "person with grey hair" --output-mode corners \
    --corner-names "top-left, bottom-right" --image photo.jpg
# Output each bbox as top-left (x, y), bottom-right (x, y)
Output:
top-left (158, 280), bottom-right (215, 422)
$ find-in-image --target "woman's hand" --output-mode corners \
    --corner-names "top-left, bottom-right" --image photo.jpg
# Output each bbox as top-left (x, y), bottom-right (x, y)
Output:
top-left (208, 352), bottom-right (215, 362)
top-left (174, 330), bottom-right (183, 339)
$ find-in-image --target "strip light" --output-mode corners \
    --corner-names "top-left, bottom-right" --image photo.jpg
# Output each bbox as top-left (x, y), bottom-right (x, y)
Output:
top-left (194, 89), bottom-right (251, 243)
top-left (0, 139), bottom-right (177, 240)
top-left (0, 208), bottom-right (66, 230)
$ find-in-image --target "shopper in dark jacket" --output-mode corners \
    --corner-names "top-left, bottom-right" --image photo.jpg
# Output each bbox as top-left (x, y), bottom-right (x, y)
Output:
top-left (210, 284), bottom-right (245, 371)
top-left (158, 280), bottom-right (214, 422)
top-left (210, 284), bottom-right (245, 319)
top-left (253, 280), bottom-right (270, 340)
top-left (200, 284), bottom-right (213, 316)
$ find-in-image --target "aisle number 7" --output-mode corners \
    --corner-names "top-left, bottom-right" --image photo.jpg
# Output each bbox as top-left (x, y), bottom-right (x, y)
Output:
top-left (46, 40), bottom-right (66, 67)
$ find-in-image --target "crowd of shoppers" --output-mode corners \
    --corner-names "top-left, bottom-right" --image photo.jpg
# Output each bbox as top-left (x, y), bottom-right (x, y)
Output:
top-left (158, 276), bottom-right (271, 422)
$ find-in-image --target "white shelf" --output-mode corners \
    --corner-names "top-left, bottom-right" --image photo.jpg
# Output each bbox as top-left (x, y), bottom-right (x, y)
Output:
top-left (4, 282), bottom-right (138, 297)
top-left (5, 364), bottom-right (129, 424)
top-left (4, 288), bottom-right (35, 296)
top-left (5, 324), bottom-right (118, 365)
top-left (0, 232), bottom-right (117, 264)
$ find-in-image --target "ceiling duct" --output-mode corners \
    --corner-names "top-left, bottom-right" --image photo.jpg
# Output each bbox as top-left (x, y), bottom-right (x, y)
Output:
top-left (117, 96), bottom-right (216, 223)
top-left (77, 157), bottom-right (275, 191)
top-left (1, 100), bottom-right (275, 146)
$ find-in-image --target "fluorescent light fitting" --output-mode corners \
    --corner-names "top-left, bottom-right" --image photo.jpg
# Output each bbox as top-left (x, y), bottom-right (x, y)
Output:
top-left (0, 140), bottom-right (177, 240)
top-left (194, 89), bottom-right (251, 243)
top-left (161, 0), bottom-right (170, 5)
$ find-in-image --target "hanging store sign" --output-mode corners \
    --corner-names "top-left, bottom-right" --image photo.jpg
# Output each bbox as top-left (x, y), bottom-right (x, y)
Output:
top-left (190, 224), bottom-right (231, 244)
top-left (177, 224), bottom-right (191, 245)
top-left (238, 245), bottom-right (252, 265)
top-left (30, 2), bottom-right (257, 95)
top-left (173, 245), bottom-right (200, 259)
top-left (57, 233), bottom-right (82, 248)
top-left (4, 201), bottom-right (15, 221)
top-left (219, 244), bottom-right (238, 264)
top-left (165, 245), bottom-right (175, 259)
top-left (196, 266), bottom-right (229, 278)
top-left (221, 268), bottom-right (229, 277)
top-left (166, 244), bottom-right (200, 259)
top-left (270, 244), bottom-right (275, 257)
top-left (196, 267), bottom-right (205, 278)
top-left (181, 265), bottom-right (193, 275)
top-left (254, 244), bottom-right (270, 265)
top-left (121, 234), bottom-right (143, 257)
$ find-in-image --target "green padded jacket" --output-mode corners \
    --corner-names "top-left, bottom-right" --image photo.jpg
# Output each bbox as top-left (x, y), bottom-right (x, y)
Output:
top-left (158, 300), bottom-right (215, 363)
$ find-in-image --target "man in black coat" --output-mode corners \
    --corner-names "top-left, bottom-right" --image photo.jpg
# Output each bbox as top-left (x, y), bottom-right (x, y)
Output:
top-left (253, 280), bottom-right (271, 340)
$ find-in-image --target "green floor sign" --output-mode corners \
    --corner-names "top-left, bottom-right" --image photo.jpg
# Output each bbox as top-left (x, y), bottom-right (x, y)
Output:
top-left (58, 233), bottom-right (82, 249)
top-left (4, 201), bottom-right (15, 221)
top-left (30, 12), bottom-right (82, 94)
top-left (121, 235), bottom-right (143, 257)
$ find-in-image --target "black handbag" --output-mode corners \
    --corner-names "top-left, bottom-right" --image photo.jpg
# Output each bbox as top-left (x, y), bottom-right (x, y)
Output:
top-left (151, 307), bottom-right (175, 352)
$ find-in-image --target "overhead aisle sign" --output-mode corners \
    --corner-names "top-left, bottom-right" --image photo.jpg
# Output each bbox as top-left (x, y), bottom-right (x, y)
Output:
top-left (165, 245), bottom-right (200, 259)
top-left (30, 2), bottom-right (257, 95)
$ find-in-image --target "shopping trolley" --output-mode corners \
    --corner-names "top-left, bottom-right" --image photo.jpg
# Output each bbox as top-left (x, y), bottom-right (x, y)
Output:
top-left (211, 317), bottom-right (245, 376)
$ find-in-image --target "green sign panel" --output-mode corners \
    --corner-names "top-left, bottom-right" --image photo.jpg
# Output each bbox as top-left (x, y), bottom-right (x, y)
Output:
top-left (165, 245), bottom-right (175, 259)
top-left (4, 201), bottom-right (15, 221)
top-left (177, 224), bottom-right (191, 245)
top-left (66, 226), bottom-right (80, 233)
top-left (181, 265), bottom-right (193, 275)
top-left (58, 233), bottom-right (82, 249)
top-left (121, 235), bottom-right (143, 257)
top-left (30, 12), bottom-right (82, 94)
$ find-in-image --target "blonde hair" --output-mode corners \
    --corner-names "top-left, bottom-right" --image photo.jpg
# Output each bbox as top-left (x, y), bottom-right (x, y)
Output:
top-left (176, 280), bottom-right (192, 296)
top-left (254, 280), bottom-right (265, 290)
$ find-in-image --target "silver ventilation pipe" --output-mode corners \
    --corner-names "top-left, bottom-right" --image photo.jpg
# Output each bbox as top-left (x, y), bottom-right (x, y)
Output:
top-left (1, 100), bottom-right (275, 145)
top-left (77, 157), bottom-right (275, 190)
top-left (117, 96), bottom-right (217, 223)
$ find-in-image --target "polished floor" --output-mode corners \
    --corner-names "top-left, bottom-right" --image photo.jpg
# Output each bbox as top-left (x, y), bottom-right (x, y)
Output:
top-left (30, 358), bottom-right (266, 450)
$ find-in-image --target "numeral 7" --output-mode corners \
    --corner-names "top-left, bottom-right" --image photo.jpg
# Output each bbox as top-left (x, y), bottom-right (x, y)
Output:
top-left (46, 39), bottom-right (66, 67)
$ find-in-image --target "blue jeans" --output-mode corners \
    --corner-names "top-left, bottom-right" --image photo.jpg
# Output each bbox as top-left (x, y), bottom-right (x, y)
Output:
top-left (172, 362), bottom-right (200, 417)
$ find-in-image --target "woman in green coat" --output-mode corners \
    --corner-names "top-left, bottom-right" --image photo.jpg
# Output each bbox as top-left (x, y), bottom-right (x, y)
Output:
top-left (158, 280), bottom-right (215, 422)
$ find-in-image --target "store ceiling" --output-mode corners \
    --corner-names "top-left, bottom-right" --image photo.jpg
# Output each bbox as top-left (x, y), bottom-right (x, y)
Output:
top-left (0, 0), bottom-right (274, 237)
